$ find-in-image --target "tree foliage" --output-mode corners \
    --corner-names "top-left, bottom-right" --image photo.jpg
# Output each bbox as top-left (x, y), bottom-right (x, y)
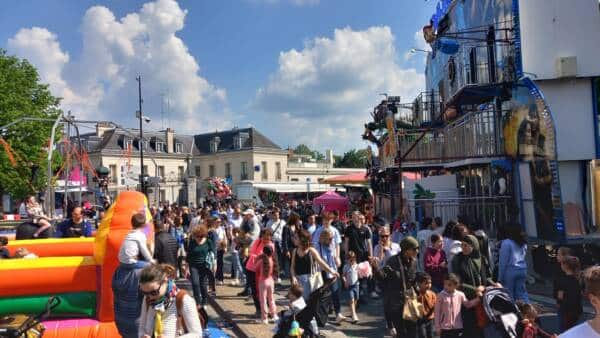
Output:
top-left (334, 149), bottom-right (368, 168)
top-left (293, 144), bottom-right (325, 161)
top-left (0, 49), bottom-right (63, 199)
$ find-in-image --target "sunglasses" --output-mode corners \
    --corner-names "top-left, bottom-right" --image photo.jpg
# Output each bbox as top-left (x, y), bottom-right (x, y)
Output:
top-left (141, 281), bottom-right (164, 296)
top-left (380, 235), bottom-right (390, 238)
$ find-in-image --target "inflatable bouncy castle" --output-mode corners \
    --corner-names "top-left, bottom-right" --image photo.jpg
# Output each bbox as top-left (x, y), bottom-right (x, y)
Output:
top-left (0, 191), bottom-right (153, 337)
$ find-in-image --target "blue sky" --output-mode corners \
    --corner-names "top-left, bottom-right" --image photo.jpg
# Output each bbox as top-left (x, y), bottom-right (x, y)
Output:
top-left (1, 0), bottom-right (437, 153)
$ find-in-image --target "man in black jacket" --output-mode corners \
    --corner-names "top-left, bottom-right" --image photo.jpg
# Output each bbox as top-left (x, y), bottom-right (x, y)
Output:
top-left (153, 220), bottom-right (178, 268)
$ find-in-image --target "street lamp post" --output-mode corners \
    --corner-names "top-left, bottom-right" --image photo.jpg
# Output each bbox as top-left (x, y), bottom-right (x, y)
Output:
top-left (136, 76), bottom-right (146, 196)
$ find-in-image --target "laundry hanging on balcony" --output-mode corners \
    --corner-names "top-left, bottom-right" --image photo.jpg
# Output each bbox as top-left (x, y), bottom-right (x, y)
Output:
top-left (435, 37), bottom-right (460, 55)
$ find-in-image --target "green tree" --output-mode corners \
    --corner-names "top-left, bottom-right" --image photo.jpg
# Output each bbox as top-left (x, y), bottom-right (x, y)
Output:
top-left (293, 144), bottom-right (325, 161)
top-left (0, 49), bottom-right (63, 199)
top-left (334, 149), bottom-right (368, 168)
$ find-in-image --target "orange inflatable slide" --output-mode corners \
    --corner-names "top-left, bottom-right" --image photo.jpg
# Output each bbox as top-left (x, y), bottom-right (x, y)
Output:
top-left (0, 191), bottom-right (153, 338)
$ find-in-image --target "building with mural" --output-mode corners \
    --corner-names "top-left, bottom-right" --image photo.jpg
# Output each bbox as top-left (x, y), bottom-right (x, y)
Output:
top-left (364, 0), bottom-right (600, 243)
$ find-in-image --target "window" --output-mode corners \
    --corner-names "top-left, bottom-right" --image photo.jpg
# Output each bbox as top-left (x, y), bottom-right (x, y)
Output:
top-left (178, 166), bottom-right (185, 179)
top-left (275, 162), bottom-right (282, 181)
top-left (210, 137), bottom-right (220, 153)
top-left (159, 189), bottom-right (166, 202)
top-left (176, 143), bottom-right (183, 153)
top-left (225, 162), bottom-right (231, 178)
top-left (124, 139), bottom-right (133, 151)
top-left (142, 165), bottom-right (148, 175)
top-left (109, 164), bottom-right (118, 183)
top-left (261, 161), bottom-right (268, 181)
top-left (195, 166), bottom-right (201, 178)
top-left (209, 165), bottom-right (215, 177)
top-left (158, 166), bottom-right (165, 178)
top-left (155, 141), bottom-right (165, 152)
top-left (241, 162), bottom-right (248, 180)
top-left (291, 178), bottom-right (299, 182)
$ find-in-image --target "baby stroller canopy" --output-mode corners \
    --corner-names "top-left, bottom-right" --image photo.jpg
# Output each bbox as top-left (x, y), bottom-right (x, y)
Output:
top-left (482, 287), bottom-right (522, 338)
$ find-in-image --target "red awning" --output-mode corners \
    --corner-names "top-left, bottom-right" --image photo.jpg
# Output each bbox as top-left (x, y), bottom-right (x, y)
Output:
top-left (321, 172), bottom-right (368, 185)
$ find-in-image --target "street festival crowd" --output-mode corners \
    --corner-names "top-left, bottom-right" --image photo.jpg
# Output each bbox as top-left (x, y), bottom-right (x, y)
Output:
top-left (2, 196), bottom-right (600, 338)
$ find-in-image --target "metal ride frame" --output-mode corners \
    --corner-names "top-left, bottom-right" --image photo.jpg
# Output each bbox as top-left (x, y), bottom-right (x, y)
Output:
top-left (0, 114), bottom-right (159, 217)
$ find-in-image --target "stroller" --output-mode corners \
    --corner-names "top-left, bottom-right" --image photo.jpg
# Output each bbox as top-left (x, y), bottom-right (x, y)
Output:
top-left (273, 279), bottom-right (335, 338)
top-left (481, 287), bottom-right (522, 338)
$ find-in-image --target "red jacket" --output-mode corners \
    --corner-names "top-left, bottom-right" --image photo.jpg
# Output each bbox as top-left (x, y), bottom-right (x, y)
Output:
top-left (425, 247), bottom-right (448, 287)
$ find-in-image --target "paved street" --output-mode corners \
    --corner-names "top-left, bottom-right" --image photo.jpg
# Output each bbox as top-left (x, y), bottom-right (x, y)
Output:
top-left (209, 254), bottom-right (594, 337)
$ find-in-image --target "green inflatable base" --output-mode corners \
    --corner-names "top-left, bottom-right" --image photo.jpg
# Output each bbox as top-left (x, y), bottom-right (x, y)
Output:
top-left (0, 292), bottom-right (96, 317)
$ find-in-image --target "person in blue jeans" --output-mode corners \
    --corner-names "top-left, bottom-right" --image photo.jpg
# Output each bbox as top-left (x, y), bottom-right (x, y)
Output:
top-left (498, 224), bottom-right (529, 303)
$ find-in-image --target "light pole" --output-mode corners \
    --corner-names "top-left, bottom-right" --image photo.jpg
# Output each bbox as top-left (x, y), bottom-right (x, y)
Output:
top-left (136, 76), bottom-right (149, 196)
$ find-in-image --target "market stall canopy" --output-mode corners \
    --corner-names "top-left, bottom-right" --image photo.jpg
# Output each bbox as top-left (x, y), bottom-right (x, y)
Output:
top-left (321, 172), bottom-right (368, 186)
top-left (312, 191), bottom-right (349, 215)
top-left (252, 183), bottom-right (338, 193)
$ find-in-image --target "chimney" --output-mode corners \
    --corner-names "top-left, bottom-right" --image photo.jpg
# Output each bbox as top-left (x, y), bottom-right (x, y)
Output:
top-left (96, 122), bottom-right (113, 138)
top-left (325, 149), bottom-right (334, 166)
top-left (165, 128), bottom-right (174, 153)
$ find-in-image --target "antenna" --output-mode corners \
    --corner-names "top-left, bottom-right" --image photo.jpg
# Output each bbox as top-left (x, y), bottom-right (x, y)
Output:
top-left (160, 93), bottom-right (166, 130)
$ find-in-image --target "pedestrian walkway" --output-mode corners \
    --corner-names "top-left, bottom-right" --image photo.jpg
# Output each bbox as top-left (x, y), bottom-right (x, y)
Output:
top-left (209, 278), bottom-right (350, 338)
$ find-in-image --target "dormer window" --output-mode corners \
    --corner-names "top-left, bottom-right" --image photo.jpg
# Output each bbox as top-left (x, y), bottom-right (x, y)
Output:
top-left (155, 141), bottom-right (165, 152)
top-left (210, 137), bottom-right (220, 153)
top-left (234, 132), bottom-right (249, 150)
top-left (124, 138), bottom-right (133, 151)
top-left (176, 143), bottom-right (183, 153)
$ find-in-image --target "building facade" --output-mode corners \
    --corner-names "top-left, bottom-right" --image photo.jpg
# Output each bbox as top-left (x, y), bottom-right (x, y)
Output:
top-left (364, 0), bottom-right (600, 243)
top-left (81, 125), bottom-right (364, 206)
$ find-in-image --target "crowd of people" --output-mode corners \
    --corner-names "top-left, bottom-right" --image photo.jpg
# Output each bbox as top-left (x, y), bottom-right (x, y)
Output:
top-left (2, 196), bottom-right (600, 338)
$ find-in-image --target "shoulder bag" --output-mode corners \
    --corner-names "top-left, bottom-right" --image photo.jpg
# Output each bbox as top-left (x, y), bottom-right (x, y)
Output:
top-left (398, 256), bottom-right (424, 322)
top-left (308, 249), bottom-right (324, 291)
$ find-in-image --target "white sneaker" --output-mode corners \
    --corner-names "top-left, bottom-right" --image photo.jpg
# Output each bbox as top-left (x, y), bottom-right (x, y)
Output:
top-left (387, 328), bottom-right (397, 337)
top-left (217, 280), bottom-right (224, 286)
top-left (276, 278), bottom-right (282, 284)
top-left (335, 313), bottom-right (346, 323)
top-left (271, 315), bottom-right (280, 323)
top-left (229, 279), bottom-right (240, 286)
top-left (370, 291), bottom-right (379, 299)
top-left (351, 315), bottom-right (359, 323)
top-left (262, 319), bottom-right (269, 325)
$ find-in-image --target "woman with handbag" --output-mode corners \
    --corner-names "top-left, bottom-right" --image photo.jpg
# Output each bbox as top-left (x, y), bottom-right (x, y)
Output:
top-left (290, 229), bottom-right (339, 301)
top-left (370, 236), bottom-right (420, 338)
top-left (186, 225), bottom-right (215, 311)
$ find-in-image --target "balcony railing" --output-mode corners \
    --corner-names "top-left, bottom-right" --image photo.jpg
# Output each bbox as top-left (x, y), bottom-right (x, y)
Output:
top-left (442, 41), bottom-right (515, 106)
top-left (398, 106), bottom-right (503, 164)
top-left (405, 196), bottom-right (514, 235)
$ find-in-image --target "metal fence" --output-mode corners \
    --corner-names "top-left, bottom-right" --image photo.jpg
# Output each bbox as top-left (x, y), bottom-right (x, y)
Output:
top-left (398, 106), bottom-right (503, 163)
top-left (405, 196), bottom-right (514, 235)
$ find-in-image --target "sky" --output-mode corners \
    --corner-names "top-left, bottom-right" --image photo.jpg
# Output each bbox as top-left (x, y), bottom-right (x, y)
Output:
top-left (0, 0), bottom-right (436, 154)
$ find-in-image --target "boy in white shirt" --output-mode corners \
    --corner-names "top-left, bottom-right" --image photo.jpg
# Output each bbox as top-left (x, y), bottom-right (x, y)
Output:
top-left (560, 265), bottom-right (600, 338)
top-left (118, 213), bottom-right (155, 268)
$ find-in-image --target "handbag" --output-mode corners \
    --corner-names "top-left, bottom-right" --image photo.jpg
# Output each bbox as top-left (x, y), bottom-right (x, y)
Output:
top-left (398, 256), bottom-right (424, 322)
top-left (308, 250), bottom-right (324, 291)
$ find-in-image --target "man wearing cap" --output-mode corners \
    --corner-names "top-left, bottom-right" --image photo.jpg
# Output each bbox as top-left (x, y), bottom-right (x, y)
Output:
top-left (371, 236), bottom-right (419, 338)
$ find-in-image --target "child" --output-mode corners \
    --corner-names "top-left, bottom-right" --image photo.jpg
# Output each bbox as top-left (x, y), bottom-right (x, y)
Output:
top-left (518, 303), bottom-right (557, 338)
top-left (425, 234), bottom-right (448, 291)
top-left (434, 273), bottom-right (481, 338)
top-left (416, 272), bottom-right (437, 338)
top-left (252, 245), bottom-right (278, 324)
top-left (14, 247), bottom-right (38, 259)
top-left (118, 213), bottom-right (155, 268)
top-left (284, 284), bottom-right (306, 316)
top-left (0, 236), bottom-right (9, 259)
top-left (25, 195), bottom-right (52, 238)
top-left (343, 250), bottom-right (360, 323)
top-left (556, 256), bottom-right (583, 332)
top-left (559, 265), bottom-right (600, 338)
top-left (553, 247), bottom-right (572, 308)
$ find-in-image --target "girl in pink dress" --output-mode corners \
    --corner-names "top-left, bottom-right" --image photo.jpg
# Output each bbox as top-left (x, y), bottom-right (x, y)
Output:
top-left (252, 245), bottom-right (279, 324)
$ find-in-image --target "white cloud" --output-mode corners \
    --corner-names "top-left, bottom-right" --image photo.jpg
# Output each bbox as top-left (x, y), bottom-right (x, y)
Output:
top-left (253, 26), bottom-right (424, 152)
top-left (7, 0), bottom-right (230, 133)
